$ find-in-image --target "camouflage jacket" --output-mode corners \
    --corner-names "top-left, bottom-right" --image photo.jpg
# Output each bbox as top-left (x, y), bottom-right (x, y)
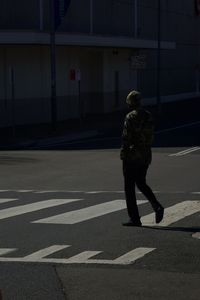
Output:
top-left (120, 108), bottom-right (154, 165)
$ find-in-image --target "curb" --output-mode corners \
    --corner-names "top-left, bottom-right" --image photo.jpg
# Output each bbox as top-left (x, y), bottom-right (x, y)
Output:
top-left (6, 130), bottom-right (99, 150)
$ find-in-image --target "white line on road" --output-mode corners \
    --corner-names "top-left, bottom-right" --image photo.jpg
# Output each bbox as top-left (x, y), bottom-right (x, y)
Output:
top-left (23, 245), bottom-right (70, 261)
top-left (16, 190), bottom-right (34, 193)
top-left (35, 191), bottom-right (77, 194)
top-left (141, 201), bottom-right (200, 226)
top-left (0, 199), bottom-right (82, 221)
top-left (32, 200), bottom-right (147, 225)
top-left (66, 247), bottom-right (155, 265)
top-left (65, 251), bottom-right (102, 263)
top-left (85, 191), bottom-right (124, 194)
top-left (0, 248), bottom-right (17, 256)
top-left (0, 246), bottom-right (155, 265)
top-left (32, 200), bottom-right (200, 226)
top-left (0, 199), bottom-right (18, 204)
top-left (112, 247), bottom-right (156, 265)
top-left (36, 190), bottom-right (124, 194)
top-left (169, 146), bottom-right (200, 157)
top-left (0, 189), bottom-right (191, 194)
top-left (192, 233), bottom-right (200, 240)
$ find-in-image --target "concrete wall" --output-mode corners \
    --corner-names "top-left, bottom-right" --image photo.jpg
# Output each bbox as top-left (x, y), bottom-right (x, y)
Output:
top-left (0, 0), bottom-right (200, 127)
top-left (0, 0), bottom-right (40, 30)
top-left (137, 1), bottom-right (200, 100)
top-left (103, 49), bottom-right (137, 112)
top-left (0, 45), bottom-right (121, 126)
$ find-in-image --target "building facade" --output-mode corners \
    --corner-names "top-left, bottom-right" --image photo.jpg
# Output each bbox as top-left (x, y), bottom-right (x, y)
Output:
top-left (0, 0), bottom-right (200, 127)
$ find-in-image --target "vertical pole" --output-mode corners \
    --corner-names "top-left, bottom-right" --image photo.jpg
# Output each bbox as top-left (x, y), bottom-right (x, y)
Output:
top-left (157, 0), bottom-right (161, 115)
top-left (90, 0), bottom-right (93, 35)
top-left (3, 46), bottom-right (8, 109)
top-left (50, 0), bottom-right (57, 131)
top-left (196, 67), bottom-right (200, 93)
top-left (78, 79), bottom-right (82, 127)
top-left (114, 71), bottom-right (119, 109)
top-left (39, 0), bottom-right (44, 31)
top-left (134, 0), bottom-right (138, 38)
top-left (134, 1), bottom-right (138, 91)
top-left (11, 67), bottom-right (16, 138)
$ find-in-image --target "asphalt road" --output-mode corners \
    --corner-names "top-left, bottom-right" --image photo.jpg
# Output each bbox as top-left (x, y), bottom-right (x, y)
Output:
top-left (0, 120), bottom-right (199, 300)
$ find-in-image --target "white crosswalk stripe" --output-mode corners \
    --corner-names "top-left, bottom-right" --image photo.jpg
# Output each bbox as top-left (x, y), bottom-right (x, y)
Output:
top-left (32, 199), bottom-right (200, 226)
top-left (23, 245), bottom-right (70, 261)
top-left (32, 200), bottom-right (147, 225)
top-left (0, 199), bottom-right (82, 220)
top-left (0, 248), bottom-right (17, 256)
top-left (0, 198), bottom-right (18, 204)
top-left (0, 194), bottom-right (199, 266)
top-left (141, 201), bottom-right (200, 226)
top-left (192, 233), bottom-right (200, 240)
top-left (0, 195), bottom-right (199, 227)
top-left (0, 245), bottom-right (155, 265)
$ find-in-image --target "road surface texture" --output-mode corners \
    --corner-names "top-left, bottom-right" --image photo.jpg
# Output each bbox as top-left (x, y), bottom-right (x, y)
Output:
top-left (0, 100), bottom-right (199, 299)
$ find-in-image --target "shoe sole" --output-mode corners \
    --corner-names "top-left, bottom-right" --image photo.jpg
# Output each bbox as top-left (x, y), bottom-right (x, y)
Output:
top-left (122, 223), bottom-right (142, 227)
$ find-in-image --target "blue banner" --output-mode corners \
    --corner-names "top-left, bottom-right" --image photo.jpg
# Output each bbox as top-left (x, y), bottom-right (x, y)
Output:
top-left (55, 0), bottom-right (71, 29)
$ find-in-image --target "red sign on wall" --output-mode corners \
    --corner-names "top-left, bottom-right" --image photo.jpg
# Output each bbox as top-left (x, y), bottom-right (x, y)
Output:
top-left (69, 69), bottom-right (81, 81)
top-left (195, 0), bottom-right (200, 15)
top-left (70, 69), bottom-right (76, 80)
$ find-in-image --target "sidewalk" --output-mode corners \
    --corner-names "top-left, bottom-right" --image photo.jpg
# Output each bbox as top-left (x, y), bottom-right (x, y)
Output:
top-left (0, 110), bottom-right (125, 150)
top-left (0, 97), bottom-right (199, 150)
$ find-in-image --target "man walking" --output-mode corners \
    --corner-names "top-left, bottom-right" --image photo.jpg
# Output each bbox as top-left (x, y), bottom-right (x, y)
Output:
top-left (120, 90), bottom-right (164, 226)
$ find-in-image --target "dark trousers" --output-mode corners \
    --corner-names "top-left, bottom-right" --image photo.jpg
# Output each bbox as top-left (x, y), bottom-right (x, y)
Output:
top-left (123, 161), bottom-right (161, 221)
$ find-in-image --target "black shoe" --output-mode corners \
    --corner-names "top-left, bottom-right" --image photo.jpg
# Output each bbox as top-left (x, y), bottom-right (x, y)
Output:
top-left (122, 220), bottom-right (142, 227)
top-left (155, 206), bottom-right (164, 224)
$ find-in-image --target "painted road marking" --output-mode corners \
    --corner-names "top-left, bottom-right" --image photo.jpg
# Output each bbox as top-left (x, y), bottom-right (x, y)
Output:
top-left (36, 191), bottom-right (121, 194)
top-left (0, 246), bottom-right (155, 265)
top-left (85, 191), bottom-right (124, 194)
top-left (0, 248), bottom-right (17, 256)
top-left (141, 201), bottom-right (200, 226)
top-left (32, 200), bottom-right (200, 226)
top-left (192, 233), bottom-right (200, 240)
top-left (0, 199), bottom-right (18, 204)
top-left (170, 146), bottom-right (200, 156)
top-left (0, 189), bottom-right (197, 194)
top-left (65, 248), bottom-right (155, 265)
top-left (16, 190), bottom-right (34, 193)
top-left (0, 199), bottom-right (82, 221)
top-left (23, 245), bottom-right (70, 261)
top-left (106, 248), bottom-right (155, 265)
top-left (32, 200), bottom-right (147, 225)
top-left (64, 251), bottom-right (103, 263)
top-left (35, 190), bottom-right (85, 194)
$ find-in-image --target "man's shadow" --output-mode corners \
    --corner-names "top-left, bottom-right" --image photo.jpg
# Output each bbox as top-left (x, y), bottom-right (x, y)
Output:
top-left (142, 226), bottom-right (200, 233)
